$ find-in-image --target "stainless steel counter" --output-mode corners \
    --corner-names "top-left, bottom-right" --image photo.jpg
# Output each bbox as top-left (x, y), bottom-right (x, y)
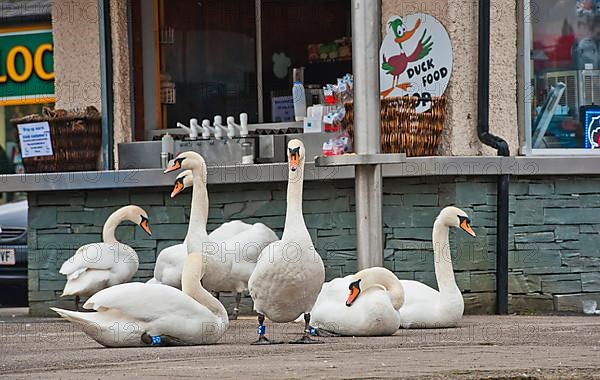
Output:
top-left (1, 156), bottom-right (599, 192)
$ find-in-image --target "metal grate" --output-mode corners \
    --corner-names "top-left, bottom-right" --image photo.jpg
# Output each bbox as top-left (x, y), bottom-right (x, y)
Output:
top-left (582, 71), bottom-right (600, 105)
top-left (0, 227), bottom-right (26, 242)
top-left (546, 71), bottom-right (578, 109)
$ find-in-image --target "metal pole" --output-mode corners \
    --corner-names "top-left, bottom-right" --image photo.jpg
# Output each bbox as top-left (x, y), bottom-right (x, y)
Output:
top-left (255, 0), bottom-right (264, 123)
top-left (352, 0), bottom-right (383, 269)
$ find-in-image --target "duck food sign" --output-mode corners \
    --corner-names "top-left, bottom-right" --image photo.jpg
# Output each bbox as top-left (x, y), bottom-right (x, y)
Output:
top-left (380, 13), bottom-right (452, 112)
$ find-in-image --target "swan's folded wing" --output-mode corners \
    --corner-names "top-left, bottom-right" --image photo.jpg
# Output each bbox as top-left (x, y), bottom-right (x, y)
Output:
top-left (223, 223), bottom-right (279, 263)
top-left (59, 243), bottom-right (135, 279)
top-left (83, 282), bottom-right (206, 319)
top-left (154, 243), bottom-right (186, 282)
top-left (209, 220), bottom-right (252, 243)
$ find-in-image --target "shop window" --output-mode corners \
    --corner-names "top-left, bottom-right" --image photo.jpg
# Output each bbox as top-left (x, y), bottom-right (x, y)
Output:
top-left (133, 0), bottom-right (350, 135)
top-left (522, 1), bottom-right (600, 154)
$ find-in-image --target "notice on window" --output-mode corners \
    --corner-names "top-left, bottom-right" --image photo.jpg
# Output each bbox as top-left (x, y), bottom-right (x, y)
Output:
top-left (17, 122), bottom-right (53, 158)
top-left (272, 96), bottom-right (294, 122)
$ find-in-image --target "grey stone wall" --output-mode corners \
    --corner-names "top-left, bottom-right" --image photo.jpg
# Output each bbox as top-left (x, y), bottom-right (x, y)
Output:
top-left (27, 176), bottom-right (600, 316)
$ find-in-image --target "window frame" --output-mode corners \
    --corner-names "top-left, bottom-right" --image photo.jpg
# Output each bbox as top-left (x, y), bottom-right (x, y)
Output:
top-left (518, 0), bottom-right (600, 156)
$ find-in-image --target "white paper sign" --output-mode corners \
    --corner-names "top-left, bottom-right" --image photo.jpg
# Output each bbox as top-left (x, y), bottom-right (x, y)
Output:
top-left (17, 122), bottom-right (53, 158)
top-left (271, 95), bottom-right (294, 122)
top-left (380, 13), bottom-right (453, 112)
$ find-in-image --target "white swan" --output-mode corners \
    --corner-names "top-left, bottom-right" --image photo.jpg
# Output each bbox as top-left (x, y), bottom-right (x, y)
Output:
top-left (165, 152), bottom-right (278, 319)
top-left (51, 250), bottom-right (229, 347)
top-left (148, 170), bottom-right (265, 292)
top-left (308, 267), bottom-right (404, 336)
top-left (248, 139), bottom-right (325, 344)
top-left (398, 206), bottom-right (476, 328)
top-left (59, 205), bottom-right (152, 309)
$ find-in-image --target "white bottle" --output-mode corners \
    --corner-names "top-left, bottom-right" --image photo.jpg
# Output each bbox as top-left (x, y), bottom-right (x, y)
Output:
top-left (160, 133), bottom-right (175, 168)
top-left (292, 81), bottom-right (307, 122)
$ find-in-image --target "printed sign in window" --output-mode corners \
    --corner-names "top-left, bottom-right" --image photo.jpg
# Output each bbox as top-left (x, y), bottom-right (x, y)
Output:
top-left (17, 122), bottom-right (53, 158)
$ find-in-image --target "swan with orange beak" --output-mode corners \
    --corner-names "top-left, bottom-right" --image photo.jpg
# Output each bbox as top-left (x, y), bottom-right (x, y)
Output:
top-left (394, 206), bottom-right (476, 328)
top-left (248, 139), bottom-right (325, 344)
top-left (59, 205), bottom-right (152, 310)
top-left (161, 152), bottom-right (278, 320)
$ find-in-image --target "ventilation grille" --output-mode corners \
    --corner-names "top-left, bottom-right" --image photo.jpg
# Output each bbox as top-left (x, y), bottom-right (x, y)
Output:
top-left (581, 71), bottom-right (600, 106)
top-left (0, 227), bottom-right (26, 242)
top-left (546, 71), bottom-right (578, 109)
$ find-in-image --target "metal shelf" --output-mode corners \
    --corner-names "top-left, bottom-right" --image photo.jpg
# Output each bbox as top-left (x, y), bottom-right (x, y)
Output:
top-left (314, 153), bottom-right (407, 167)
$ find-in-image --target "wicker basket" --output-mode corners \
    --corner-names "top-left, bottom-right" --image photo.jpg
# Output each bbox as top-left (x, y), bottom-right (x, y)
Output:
top-left (342, 96), bottom-right (447, 157)
top-left (11, 106), bottom-right (102, 173)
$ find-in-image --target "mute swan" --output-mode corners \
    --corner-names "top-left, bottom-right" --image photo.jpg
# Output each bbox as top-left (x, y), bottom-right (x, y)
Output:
top-left (248, 139), bottom-right (325, 344)
top-left (398, 206), bottom-right (476, 328)
top-left (59, 205), bottom-right (152, 310)
top-left (148, 170), bottom-right (262, 292)
top-left (165, 152), bottom-right (278, 320)
top-left (51, 250), bottom-right (229, 347)
top-left (308, 267), bottom-right (404, 336)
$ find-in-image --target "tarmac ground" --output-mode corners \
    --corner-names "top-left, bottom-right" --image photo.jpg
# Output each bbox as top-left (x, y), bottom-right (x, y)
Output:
top-left (1, 310), bottom-right (599, 379)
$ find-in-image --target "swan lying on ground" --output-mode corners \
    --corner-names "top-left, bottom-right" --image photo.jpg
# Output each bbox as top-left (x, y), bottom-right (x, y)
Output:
top-left (309, 267), bottom-right (404, 336)
top-left (51, 250), bottom-right (228, 347)
top-left (397, 206), bottom-right (476, 328)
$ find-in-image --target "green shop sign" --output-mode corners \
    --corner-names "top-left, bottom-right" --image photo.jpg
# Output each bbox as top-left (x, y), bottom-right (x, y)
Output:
top-left (0, 25), bottom-right (54, 106)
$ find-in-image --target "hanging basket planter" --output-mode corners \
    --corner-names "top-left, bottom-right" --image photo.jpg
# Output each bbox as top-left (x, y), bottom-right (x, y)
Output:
top-left (11, 106), bottom-right (102, 173)
top-left (341, 96), bottom-right (447, 157)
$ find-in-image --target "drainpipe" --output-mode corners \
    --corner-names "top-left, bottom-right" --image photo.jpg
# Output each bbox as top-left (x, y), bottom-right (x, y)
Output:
top-left (478, 0), bottom-right (509, 314)
top-left (98, 0), bottom-right (114, 170)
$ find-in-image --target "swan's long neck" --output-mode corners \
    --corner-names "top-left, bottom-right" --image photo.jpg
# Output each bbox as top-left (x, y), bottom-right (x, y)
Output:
top-left (432, 220), bottom-right (458, 294)
top-left (182, 252), bottom-right (228, 324)
top-left (358, 268), bottom-right (404, 310)
top-left (187, 169), bottom-right (210, 244)
top-left (282, 160), bottom-right (309, 240)
top-left (102, 208), bottom-right (126, 244)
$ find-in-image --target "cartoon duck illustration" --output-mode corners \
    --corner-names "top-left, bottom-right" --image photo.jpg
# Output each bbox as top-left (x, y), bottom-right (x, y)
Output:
top-left (381, 17), bottom-right (433, 98)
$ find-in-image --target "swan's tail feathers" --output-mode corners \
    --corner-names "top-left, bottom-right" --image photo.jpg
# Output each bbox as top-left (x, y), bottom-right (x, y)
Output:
top-left (51, 307), bottom-right (93, 325)
top-left (146, 278), bottom-right (161, 284)
top-left (50, 307), bottom-right (108, 344)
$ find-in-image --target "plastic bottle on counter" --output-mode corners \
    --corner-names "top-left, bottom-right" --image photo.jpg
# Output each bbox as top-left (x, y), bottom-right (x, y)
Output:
top-left (292, 81), bottom-right (307, 122)
top-left (241, 141), bottom-right (254, 164)
top-left (161, 133), bottom-right (175, 169)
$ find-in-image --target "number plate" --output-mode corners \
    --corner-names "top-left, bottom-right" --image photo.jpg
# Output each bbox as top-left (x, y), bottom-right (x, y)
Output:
top-left (0, 248), bottom-right (16, 265)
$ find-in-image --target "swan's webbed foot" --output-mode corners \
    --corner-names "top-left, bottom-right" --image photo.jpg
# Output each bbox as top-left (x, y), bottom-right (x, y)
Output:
top-left (251, 335), bottom-right (282, 345)
top-left (141, 332), bottom-right (166, 346)
top-left (141, 332), bottom-right (190, 347)
top-left (313, 328), bottom-right (340, 337)
top-left (75, 296), bottom-right (80, 312)
top-left (289, 313), bottom-right (323, 343)
top-left (251, 313), bottom-right (283, 345)
top-left (289, 334), bottom-right (323, 344)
